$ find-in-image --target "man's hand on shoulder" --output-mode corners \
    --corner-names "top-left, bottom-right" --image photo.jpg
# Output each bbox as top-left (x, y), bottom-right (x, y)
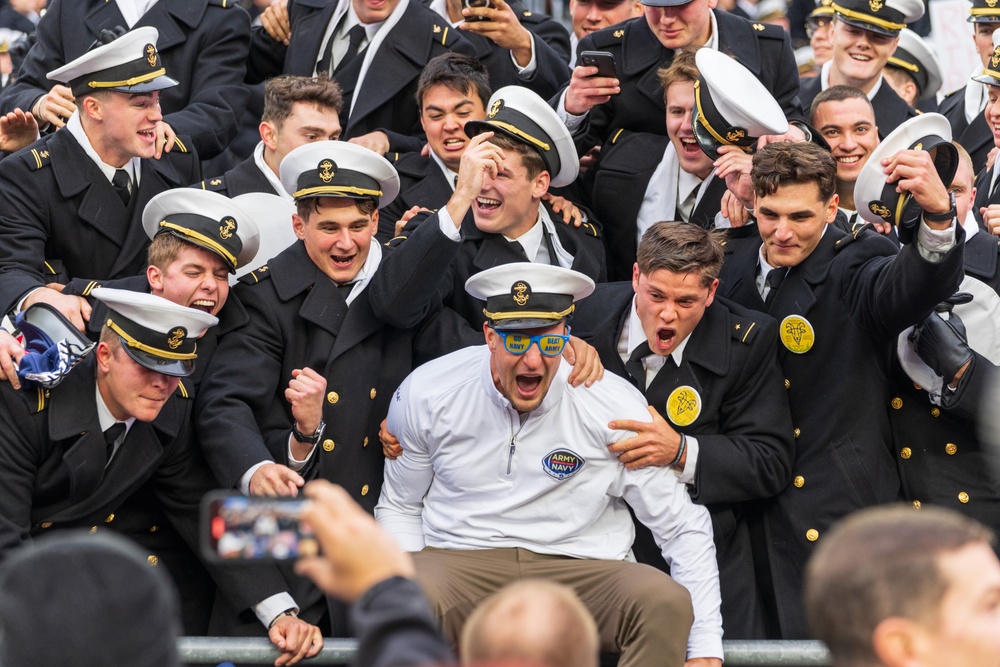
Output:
top-left (261, 0), bottom-right (291, 45)
top-left (31, 85), bottom-right (76, 129)
top-left (564, 335), bottom-right (604, 387)
top-left (608, 406), bottom-right (684, 470)
top-left (23, 288), bottom-right (91, 332)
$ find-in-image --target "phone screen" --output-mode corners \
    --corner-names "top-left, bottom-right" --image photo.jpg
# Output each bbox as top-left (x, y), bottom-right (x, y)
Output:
top-left (203, 494), bottom-right (319, 561)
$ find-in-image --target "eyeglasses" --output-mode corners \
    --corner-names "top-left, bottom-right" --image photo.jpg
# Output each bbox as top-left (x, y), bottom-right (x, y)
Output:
top-left (493, 328), bottom-right (571, 357)
top-left (806, 17), bottom-right (832, 37)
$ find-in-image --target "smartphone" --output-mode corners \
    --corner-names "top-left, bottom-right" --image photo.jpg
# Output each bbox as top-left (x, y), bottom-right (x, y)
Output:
top-left (463, 0), bottom-right (492, 21)
top-left (201, 492), bottom-right (319, 561)
top-left (580, 51), bottom-right (617, 80)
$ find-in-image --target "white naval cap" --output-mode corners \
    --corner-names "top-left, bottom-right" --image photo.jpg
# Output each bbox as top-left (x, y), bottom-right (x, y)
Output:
top-left (692, 48), bottom-right (788, 161)
top-left (92, 288), bottom-right (218, 377)
top-left (887, 29), bottom-right (943, 100)
top-left (832, 0), bottom-right (924, 36)
top-left (47, 26), bottom-right (177, 99)
top-left (278, 140), bottom-right (400, 209)
top-left (230, 193), bottom-right (297, 282)
top-left (973, 29), bottom-right (1000, 87)
top-left (0, 28), bottom-right (24, 54)
top-left (466, 263), bottom-right (595, 331)
top-left (855, 113), bottom-right (957, 227)
top-left (142, 189), bottom-right (260, 274)
top-left (464, 85), bottom-right (579, 188)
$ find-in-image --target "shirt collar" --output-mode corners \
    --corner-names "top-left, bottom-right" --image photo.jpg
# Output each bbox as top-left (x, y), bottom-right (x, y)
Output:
top-left (66, 110), bottom-right (140, 186)
top-left (115, 0), bottom-right (159, 28)
top-left (430, 151), bottom-right (459, 190)
top-left (95, 383), bottom-right (136, 435)
top-left (253, 141), bottom-right (294, 200)
top-left (506, 210), bottom-right (544, 260)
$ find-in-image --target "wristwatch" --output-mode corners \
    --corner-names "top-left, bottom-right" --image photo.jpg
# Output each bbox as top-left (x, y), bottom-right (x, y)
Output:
top-left (291, 420), bottom-right (326, 445)
top-left (924, 192), bottom-right (956, 223)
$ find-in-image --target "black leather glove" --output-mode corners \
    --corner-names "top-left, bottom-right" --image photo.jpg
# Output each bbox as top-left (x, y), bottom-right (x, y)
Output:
top-left (908, 293), bottom-right (974, 381)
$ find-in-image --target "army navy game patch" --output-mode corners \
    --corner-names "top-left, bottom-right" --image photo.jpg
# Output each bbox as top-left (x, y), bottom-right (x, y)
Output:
top-left (542, 449), bottom-right (585, 480)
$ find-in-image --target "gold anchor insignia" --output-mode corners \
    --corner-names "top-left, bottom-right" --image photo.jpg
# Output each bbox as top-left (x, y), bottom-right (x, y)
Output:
top-left (753, 22), bottom-right (764, 30)
top-left (869, 0), bottom-right (883, 10)
top-left (869, 202), bottom-right (892, 220)
top-left (210, 178), bottom-right (222, 186)
top-left (989, 0), bottom-right (998, 7)
top-left (433, 24), bottom-right (442, 33)
top-left (489, 99), bottom-right (503, 118)
top-left (219, 216), bottom-right (237, 240)
top-left (785, 320), bottom-right (807, 346)
top-left (39, 150), bottom-right (49, 158)
top-left (726, 128), bottom-right (746, 142)
top-left (613, 29), bottom-right (624, 38)
top-left (167, 327), bottom-right (186, 350)
top-left (512, 281), bottom-right (530, 306)
top-left (992, 46), bottom-right (1000, 68)
top-left (145, 44), bottom-right (157, 68)
top-left (318, 160), bottom-right (335, 183)
top-left (913, 142), bottom-right (922, 151)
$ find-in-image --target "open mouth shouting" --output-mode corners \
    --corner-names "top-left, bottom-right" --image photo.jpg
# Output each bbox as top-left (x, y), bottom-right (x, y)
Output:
top-left (330, 252), bottom-right (358, 269)
top-left (654, 327), bottom-right (676, 353)
top-left (189, 299), bottom-right (217, 314)
top-left (443, 137), bottom-right (467, 153)
top-left (515, 373), bottom-right (543, 399)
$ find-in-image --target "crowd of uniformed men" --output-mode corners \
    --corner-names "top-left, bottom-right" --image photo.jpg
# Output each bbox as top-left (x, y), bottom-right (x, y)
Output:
top-left (0, 0), bottom-right (998, 663)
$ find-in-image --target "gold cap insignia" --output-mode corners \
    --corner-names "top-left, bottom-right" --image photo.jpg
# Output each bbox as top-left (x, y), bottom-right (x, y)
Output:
top-left (145, 44), bottom-right (157, 68)
top-left (511, 280), bottom-right (531, 306)
top-left (318, 159), bottom-right (336, 184)
top-left (613, 29), bottom-right (624, 38)
top-left (869, 201), bottom-right (892, 221)
top-left (489, 98), bottom-right (503, 119)
top-left (726, 127), bottom-right (747, 142)
top-left (992, 46), bottom-right (1000, 68)
top-left (988, 0), bottom-right (998, 8)
top-left (753, 22), bottom-right (765, 30)
top-left (167, 327), bottom-right (188, 350)
top-left (869, 0), bottom-right (883, 11)
top-left (219, 216), bottom-right (237, 240)
top-left (666, 386), bottom-right (702, 427)
top-left (779, 315), bottom-right (815, 354)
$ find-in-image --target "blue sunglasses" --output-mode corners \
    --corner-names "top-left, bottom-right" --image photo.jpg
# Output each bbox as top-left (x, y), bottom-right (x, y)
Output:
top-left (493, 327), bottom-right (571, 356)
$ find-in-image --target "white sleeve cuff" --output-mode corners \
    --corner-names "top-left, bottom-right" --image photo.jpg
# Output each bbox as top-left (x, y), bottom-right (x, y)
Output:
top-left (253, 593), bottom-right (299, 628)
top-left (674, 435), bottom-right (699, 486)
top-left (916, 215), bottom-right (957, 263)
top-left (511, 34), bottom-right (537, 75)
top-left (687, 631), bottom-right (725, 662)
top-left (437, 207), bottom-right (462, 241)
top-left (239, 461), bottom-right (270, 495)
top-left (14, 287), bottom-right (44, 313)
top-left (556, 90), bottom-right (587, 132)
top-left (287, 434), bottom-right (318, 472)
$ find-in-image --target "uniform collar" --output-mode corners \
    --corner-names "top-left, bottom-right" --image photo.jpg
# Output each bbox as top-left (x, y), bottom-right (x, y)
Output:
top-left (65, 110), bottom-right (140, 186)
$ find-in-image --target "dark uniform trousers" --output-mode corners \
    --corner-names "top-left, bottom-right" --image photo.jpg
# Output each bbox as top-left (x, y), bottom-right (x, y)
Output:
top-left (0, 129), bottom-right (201, 315)
top-left (198, 155), bottom-right (281, 198)
top-left (0, 0), bottom-right (252, 159)
top-left (939, 87), bottom-right (993, 177)
top-left (799, 75), bottom-right (917, 140)
top-left (587, 131), bottom-right (728, 281)
top-left (195, 217), bottom-right (475, 634)
top-left (891, 231), bottom-right (1000, 536)
top-left (573, 283), bottom-right (794, 639)
top-left (0, 356), bottom-right (290, 621)
top-left (246, 0), bottom-right (477, 154)
top-left (716, 223), bottom-right (965, 638)
top-left (379, 206), bottom-right (606, 332)
top-left (559, 11), bottom-right (804, 156)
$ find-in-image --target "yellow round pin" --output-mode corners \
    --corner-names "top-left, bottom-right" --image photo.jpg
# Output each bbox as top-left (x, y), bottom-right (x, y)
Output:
top-left (666, 385), bottom-right (702, 427)
top-left (779, 315), bottom-right (815, 354)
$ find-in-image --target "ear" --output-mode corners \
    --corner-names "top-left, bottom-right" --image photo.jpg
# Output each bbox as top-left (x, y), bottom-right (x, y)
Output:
top-left (872, 616), bottom-right (925, 667)
top-left (292, 213), bottom-right (307, 241)
top-left (825, 193), bottom-right (840, 223)
top-left (705, 277), bottom-right (719, 307)
top-left (369, 210), bottom-right (379, 236)
top-left (483, 321), bottom-right (496, 349)
top-left (259, 120), bottom-right (278, 151)
top-left (147, 264), bottom-right (164, 294)
top-left (82, 95), bottom-right (102, 122)
top-left (632, 263), bottom-right (641, 293)
top-left (95, 341), bottom-right (113, 374)
top-left (532, 169), bottom-right (551, 200)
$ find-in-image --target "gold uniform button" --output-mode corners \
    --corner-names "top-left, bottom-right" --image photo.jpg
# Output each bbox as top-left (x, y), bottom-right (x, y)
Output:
top-left (105, 513), bottom-right (115, 523)
top-left (806, 529), bottom-right (819, 542)
top-left (147, 555), bottom-right (158, 566)
top-left (363, 436), bottom-right (369, 447)
top-left (40, 522), bottom-right (52, 529)
top-left (900, 447), bottom-right (912, 459)
top-left (793, 428), bottom-right (801, 438)
top-left (793, 476), bottom-right (805, 488)
top-left (322, 439), bottom-right (335, 452)
top-left (150, 525), bottom-right (159, 533)
top-left (931, 407), bottom-right (941, 417)
top-left (945, 443), bottom-right (957, 455)
top-left (912, 500), bottom-right (922, 509)
top-left (370, 388), bottom-right (377, 400)
top-left (784, 378), bottom-right (791, 389)
top-left (959, 491), bottom-right (970, 504)
top-left (361, 484), bottom-right (370, 496)
top-left (327, 391), bottom-right (339, 404)
top-left (891, 397), bottom-right (903, 409)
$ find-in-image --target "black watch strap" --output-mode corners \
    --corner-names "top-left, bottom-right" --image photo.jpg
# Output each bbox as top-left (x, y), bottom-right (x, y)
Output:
top-left (924, 192), bottom-right (956, 223)
top-left (292, 420), bottom-right (325, 445)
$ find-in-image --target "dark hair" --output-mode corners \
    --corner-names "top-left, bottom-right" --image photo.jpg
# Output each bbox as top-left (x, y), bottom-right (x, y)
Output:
top-left (488, 132), bottom-right (547, 181)
top-left (262, 75), bottom-right (344, 125)
top-left (751, 142), bottom-right (837, 201)
top-left (809, 84), bottom-right (873, 125)
top-left (416, 53), bottom-right (491, 111)
top-left (636, 222), bottom-right (725, 287)
top-left (657, 49), bottom-right (699, 102)
top-left (295, 196), bottom-right (378, 220)
top-left (806, 505), bottom-right (995, 667)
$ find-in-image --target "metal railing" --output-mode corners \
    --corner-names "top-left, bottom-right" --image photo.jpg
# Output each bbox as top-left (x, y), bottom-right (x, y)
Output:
top-left (179, 638), bottom-right (832, 666)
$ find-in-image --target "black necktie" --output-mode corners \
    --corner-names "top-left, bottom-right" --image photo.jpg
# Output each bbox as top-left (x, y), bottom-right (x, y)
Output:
top-left (104, 422), bottom-right (126, 463)
top-left (625, 343), bottom-right (651, 390)
top-left (765, 267), bottom-right (787, 306)
top-left (337, 281), bottom-right (355, 303)
top-left (332, 24), bottom-right (366, 75)
top-left (112, 169), bottom-right (131, 207)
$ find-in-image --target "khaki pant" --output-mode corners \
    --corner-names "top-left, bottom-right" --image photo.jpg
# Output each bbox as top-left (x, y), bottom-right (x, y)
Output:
top-left (413, 547), bottom-right (694, 667)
